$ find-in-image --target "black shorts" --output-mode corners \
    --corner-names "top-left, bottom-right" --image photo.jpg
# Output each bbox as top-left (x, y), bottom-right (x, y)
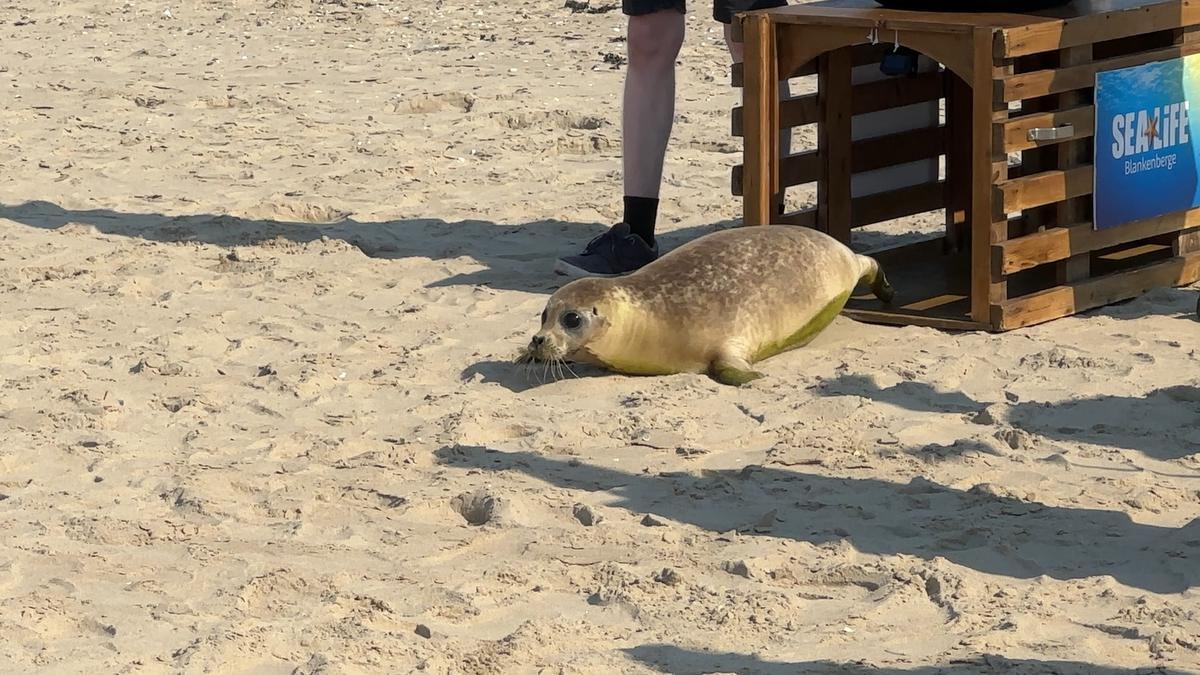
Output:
top-left (622, 0), bottom-right (787, 25)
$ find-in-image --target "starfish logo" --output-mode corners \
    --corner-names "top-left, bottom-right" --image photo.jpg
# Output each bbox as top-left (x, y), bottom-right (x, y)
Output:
top-left (1143, 114), bottom-right (1160, 144)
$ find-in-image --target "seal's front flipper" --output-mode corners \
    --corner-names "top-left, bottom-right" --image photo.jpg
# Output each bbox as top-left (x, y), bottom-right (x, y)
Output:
top-left (709, 355), bottom-right (764, 387)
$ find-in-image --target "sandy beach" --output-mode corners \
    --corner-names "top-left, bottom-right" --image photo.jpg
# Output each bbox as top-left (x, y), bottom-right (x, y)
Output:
top-left (1, 1), bottom-right (1199, 673)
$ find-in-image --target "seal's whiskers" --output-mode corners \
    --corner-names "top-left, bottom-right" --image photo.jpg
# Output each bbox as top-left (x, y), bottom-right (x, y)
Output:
top-left (559, 358), bottom-right (580, 380)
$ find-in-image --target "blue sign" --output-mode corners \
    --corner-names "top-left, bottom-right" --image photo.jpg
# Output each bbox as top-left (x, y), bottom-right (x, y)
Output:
top-left (1094, 54), bottom-right (1200, 230)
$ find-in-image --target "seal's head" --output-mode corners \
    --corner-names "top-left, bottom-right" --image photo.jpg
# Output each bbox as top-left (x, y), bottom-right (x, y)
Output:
top-left (517, 279), bottom-right (613, 365)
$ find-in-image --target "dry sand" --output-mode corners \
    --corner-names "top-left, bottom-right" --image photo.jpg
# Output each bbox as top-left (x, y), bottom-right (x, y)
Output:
top-left (1, 1), bottom-right (1199, 673)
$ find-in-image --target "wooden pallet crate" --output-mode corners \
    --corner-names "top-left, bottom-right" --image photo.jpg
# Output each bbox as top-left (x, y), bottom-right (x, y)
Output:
top-left (730, 0), bottom-right (1200, 331)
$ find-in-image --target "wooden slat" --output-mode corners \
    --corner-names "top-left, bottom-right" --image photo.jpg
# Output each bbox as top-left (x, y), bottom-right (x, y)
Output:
top-left (852, 125), bottom-right (948, 176)
top-left (732, 97), bottom-right (815, 138)
top-left (1097, 243), bottom-right (1171, 261)
top-left (865, 234), bottom-right (949, 268)
top-left (998, 42), bottom-right (1200, 102)
top-left (1001, 105), bottom-right (1095, 153)
top-left (998, 166), bottom-right (1093, 214)
top-left (732, 70), bottom-right (944, 137)
top-left (1054, 44), bottom-right (1094, 286)
top-left (763, 10), bottom-right (983, 36)
top-left (839, 68), bottom-right (946, 115)
top-left (777, 208), bottom-right (817, 228)
top-left (819, 47), bottom-right (853, 243)
top-left (742, 13), bottom-right (778, 227)
top-left (842, 308), bottom-right (985, 332)
top-left (945, 72), bottom-right (971, 253)
top-left (974, 27), bottom-right (1009, 327)
top-left (994, 211), bottom-right (1200, 276)
top-left (1175, 229), bottom-right (1200, 255)
top-left (998, 252), bottom-right (1200, 330)
top-left (731, 125), bottom-right (948, 196)
top-left (1094, 26), bottom-right (1180, 60)
top-left (772, 181), bottom-right (945, 231)
top-left (902, 293), bottom-right (968, 312)
top-left (1005, 51), bottom-right (1060, 238)
top-left (852, 181), bottom-right (944, 228)
top-left (998, 1), bottom-right (1200, 59)
top-left (733, 153), bottom-right (818, 197)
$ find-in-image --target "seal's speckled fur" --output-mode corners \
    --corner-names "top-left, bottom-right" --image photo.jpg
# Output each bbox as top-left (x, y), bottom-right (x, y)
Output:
top-left (520, 225), bottom-right (893, 386)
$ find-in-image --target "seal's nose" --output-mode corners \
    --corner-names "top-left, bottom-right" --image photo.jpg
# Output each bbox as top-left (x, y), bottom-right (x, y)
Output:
top-left (530, 335), bottom-right (546, 348)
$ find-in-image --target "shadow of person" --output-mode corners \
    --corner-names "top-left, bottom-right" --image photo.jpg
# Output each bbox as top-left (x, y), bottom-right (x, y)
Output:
top-left (815, 374), bottom-right (1200, 462)
top-left (623, 644), bottom-right (1197, 675)
top-left (0, 199), bottom-right (720, 294)
top-left (433, 445), bottom-right (1200, 594)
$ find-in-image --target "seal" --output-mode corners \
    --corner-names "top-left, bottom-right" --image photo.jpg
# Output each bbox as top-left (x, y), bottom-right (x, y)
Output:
top-left (517, 225), bottom-right (894, 386)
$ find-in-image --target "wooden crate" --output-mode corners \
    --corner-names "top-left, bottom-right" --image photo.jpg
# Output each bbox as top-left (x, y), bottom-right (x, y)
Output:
top-left (730, 0), bottom-right (1200, 331)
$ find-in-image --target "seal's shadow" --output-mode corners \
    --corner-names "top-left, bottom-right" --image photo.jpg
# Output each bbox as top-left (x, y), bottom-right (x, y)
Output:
top-left (461, 359), bottom-right (613, 392)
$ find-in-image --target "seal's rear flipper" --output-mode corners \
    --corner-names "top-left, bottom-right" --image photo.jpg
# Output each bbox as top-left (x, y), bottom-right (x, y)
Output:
top-left (710, 354), bottom-right (764, 387)
top-left (872, 266), bottom-right (895, 304)
top-left (857, 254), bottom-right (895, 304)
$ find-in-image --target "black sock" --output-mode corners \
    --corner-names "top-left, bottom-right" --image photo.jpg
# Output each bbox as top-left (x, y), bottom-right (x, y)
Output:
top-left (623, 196), bottom-right (658, 245)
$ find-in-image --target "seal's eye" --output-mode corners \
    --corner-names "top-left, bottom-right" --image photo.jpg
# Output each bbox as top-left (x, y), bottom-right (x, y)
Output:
top-left (561, 311), bottom-right (583, 330)
top-left (541, 309), bottom-right (548, 325)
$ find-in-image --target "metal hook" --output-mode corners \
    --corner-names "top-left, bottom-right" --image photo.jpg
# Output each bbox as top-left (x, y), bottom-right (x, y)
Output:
top-left (867, 25), bottom-right (879, 45)
top-left (893, 29), bottom-right (900, 52)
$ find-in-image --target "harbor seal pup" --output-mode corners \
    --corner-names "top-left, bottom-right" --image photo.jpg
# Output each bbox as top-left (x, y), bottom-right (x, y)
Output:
top-left (518, 225), bottom-right (894, 386)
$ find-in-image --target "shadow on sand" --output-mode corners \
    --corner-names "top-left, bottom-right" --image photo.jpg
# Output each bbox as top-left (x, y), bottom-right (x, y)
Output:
top-left (624, 645), bottom-right (1195, 675)
top-left (434, 445), bottom-right (1200, 594)
top-left (0, 199), bottom-right (720, 294)
top-left (1080, 287), bottom-right (1200, 323)
top-left (815, 375), bottom-right (1200, 462)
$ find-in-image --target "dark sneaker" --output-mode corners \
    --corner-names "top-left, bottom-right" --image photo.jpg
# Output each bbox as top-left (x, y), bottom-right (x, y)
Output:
top-left (553, 222), bottom-right (659, 278)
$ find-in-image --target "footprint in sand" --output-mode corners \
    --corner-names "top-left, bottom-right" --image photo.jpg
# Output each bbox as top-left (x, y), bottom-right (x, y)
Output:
top-left (235, 569), bottom-right (334, 620)
top-left (396, 91), bottom-right (475, 114)
top-left (238, 201), bottom-right (351, 225)
top-left (451, 489), bottom-right (501, 526)
top-left (492, 110), bottom-right (607, 131)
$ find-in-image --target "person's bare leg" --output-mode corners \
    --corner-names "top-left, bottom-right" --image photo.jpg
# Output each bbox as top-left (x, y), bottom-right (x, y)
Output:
top-left (724, 22), bottom-right (791, 213)
top-left (623, 11), bottom-right (686, 201)
top-left (615, 9), bottom-right (687, 248)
